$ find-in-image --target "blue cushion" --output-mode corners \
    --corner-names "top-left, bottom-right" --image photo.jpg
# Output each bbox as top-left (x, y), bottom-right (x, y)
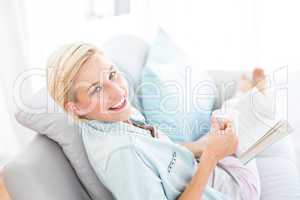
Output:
top-left (139, 29), bottom-right (217, 142)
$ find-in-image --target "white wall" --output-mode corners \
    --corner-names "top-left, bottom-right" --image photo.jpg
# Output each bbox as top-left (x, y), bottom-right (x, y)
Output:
top-left (0, 0), bottom-right (36, 164)
top-left (149, 0), bottom-right (300, 72)
top-left (11, 0), bottom-right (300, 164)
top-left (23, 0), bottom-right (300, 80)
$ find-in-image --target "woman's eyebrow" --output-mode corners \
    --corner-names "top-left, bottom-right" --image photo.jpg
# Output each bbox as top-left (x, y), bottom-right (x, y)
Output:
top-left (104, 65), bottom-right (114, 72)
top-left (87, 81), bottom-right (99, 91)
top-left (86, 65), bottom-right (114, 91)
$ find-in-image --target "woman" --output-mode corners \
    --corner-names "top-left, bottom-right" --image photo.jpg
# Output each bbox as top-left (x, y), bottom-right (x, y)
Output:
top-left (47, 43), bottom-right (260, 200)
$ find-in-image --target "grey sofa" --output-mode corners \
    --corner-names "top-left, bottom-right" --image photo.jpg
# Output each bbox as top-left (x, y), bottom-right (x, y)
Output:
top-left (3, 34), bottom-right (300, 200)
top-left (3, 135), bottom-right (91, 200)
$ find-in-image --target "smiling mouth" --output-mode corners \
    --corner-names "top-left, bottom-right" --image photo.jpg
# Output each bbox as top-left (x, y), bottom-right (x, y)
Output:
top-left (109, 96), bottom-right (127, 111)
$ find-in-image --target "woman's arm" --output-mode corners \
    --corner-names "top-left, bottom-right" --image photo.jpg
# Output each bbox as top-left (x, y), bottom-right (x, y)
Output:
top-left (180, 136), bottom-right (208, 158)
top-left (177, 118), bottom-right (239, 200)
top-left (177, 151), bottom-right (218, 200)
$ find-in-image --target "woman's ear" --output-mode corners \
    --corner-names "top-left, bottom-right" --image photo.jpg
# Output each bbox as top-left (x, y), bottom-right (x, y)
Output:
top-left (65, 101), bottom-right (90, 117)
top-left (65, 101), bottom-right (81, 116)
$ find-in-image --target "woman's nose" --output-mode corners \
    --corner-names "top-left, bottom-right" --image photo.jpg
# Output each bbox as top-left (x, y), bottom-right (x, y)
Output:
top-left (105, 82), bottom-right (125, 101)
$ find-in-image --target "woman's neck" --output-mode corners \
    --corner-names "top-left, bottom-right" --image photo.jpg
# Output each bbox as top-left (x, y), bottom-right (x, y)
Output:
top-left (124, 119), bottom-right (133, 125)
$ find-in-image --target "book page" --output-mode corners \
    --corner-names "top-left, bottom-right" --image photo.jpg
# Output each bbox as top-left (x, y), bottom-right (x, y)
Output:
top-left (239, 121), bottom-right (292, 163)
top-left (235, 101), bottom-right (278, 156)
top-left (214, 88), bottom-right (278, 157)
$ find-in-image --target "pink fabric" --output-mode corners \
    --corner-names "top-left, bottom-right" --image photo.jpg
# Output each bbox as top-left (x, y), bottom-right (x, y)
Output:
top-left (209, 156), bottom-right (261, 200)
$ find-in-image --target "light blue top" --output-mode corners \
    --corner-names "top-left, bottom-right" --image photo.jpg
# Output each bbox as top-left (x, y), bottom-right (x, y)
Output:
top-left (80, 109), bottom-right (228, 200)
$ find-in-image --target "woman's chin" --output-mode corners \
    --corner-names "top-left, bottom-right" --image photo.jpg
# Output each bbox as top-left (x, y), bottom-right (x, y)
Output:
top-left (109, 104), bottom-right (133, 122)
top-left (120, 104), bottom-right (134, 121)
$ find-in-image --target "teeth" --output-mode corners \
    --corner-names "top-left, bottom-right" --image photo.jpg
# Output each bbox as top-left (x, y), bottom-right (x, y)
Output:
top-left (111, 97), bottom-right (125, 109)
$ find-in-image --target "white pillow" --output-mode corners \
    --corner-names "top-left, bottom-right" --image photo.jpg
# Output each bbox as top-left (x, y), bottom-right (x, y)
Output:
top-left (15, 88), bottom-right (114, 200)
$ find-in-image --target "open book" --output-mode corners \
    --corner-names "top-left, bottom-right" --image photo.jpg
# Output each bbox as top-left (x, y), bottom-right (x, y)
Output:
top-left (213, 88), bottom-right (293, 164)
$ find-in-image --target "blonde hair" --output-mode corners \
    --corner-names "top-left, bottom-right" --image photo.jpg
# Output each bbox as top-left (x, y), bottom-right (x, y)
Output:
top-left (47, 42), bottom-right (99, 118)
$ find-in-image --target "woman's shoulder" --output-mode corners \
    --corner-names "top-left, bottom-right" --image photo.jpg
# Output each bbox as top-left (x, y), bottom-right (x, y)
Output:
top-left (81, 122), bottom-right (135, 154)
top-left (81, 126), bottom-right (136, 171)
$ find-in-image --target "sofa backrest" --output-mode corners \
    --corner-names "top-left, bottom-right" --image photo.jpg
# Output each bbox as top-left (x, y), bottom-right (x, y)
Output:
top-left (3, 135), bottom-right (91, 200)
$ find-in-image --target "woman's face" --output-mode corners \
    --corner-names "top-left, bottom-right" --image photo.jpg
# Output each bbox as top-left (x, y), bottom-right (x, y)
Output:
top-left (65, 53), bottom-right (133, 122)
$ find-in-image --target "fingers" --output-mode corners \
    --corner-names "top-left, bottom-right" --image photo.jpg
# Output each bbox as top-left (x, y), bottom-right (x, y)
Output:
top-left (211, 117), bottom-right (234, 131)
top-left (221, 119), bottom-right (230, 129)
top-left (219, 121), bottom-right (225, 130)
top-left (210, 117), bottom-right (220, 131)
top-left (225, 121), bottom-right (234, 132)
top-left (211, 117), bottom-right (237, 137)
top-left (226, 121), bottom-right (233, 129)
top-left (218, 119), bottom-right (231, 130)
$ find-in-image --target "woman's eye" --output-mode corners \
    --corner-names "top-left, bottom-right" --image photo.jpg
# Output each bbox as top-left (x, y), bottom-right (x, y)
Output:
top-left (92, 86), bottom-right (102, 95)
top-left (109, 71), bottom-right (117, 80)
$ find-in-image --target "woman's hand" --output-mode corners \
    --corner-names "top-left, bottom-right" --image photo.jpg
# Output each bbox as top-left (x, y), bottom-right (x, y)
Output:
top-left (204, 117), bottom-right (239, 161)
top-left (177, 118), bottom-right (239, 200)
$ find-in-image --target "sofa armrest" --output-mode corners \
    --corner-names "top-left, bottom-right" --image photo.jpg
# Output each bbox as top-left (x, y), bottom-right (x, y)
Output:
top-left (3, 135), bottom-right (91, 200)
top-left (256, 136), bottom-right (300, 200)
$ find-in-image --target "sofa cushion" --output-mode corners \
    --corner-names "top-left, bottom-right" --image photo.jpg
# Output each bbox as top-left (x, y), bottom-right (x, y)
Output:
top-left (140, 29), bottom-right (217, 142)
top-left (4, 135), bottom-right (91, 200)
top-left (256, 156), bottom-right (300, 200)
top-left (15, 88), bottom-right (114, 200)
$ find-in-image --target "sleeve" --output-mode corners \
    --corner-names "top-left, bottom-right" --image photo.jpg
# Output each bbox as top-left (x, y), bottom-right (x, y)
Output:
top-left (103, 146), bottom-right (168, 200)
